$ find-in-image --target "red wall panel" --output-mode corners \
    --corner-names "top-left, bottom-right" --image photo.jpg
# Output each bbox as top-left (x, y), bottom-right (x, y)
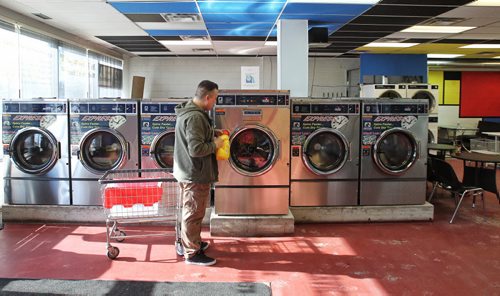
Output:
top-left (460, 71), bottom-right (500, 117)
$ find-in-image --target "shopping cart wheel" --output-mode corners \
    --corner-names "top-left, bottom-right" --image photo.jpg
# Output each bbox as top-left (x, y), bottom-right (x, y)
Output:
top-left (175, 241), bottom-right (184, 256)
top-left (107, 246), bottom-right (120, 260)
top-left (114, 230), bottom-right (126, 242)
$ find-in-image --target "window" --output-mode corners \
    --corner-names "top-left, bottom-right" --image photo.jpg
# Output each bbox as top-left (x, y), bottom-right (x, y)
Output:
top-left (89, 51), bottom-right (123, 98)
top-left (0, 21), bottom-right (19, 99)
top-left (59, 43), bottom-right (88, 98)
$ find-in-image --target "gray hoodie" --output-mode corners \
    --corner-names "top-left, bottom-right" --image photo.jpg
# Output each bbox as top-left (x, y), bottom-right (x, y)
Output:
top-left (173, 100), bottom-right (218, 183)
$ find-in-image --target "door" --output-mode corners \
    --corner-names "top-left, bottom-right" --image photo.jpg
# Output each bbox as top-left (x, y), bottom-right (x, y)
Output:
top-left (302, 128), bottom-right (349, 175)
top-left (373, 128), bottom-right (418, 175)
top-left (10, 127), bottom-right (59, 175)
top-left (229, 124), bottom-right (279, 177)
top-left (78, 128), bottom-right (128, 174)
top-left (149, 130), bottom-right (175, 169)
top-left (412, 91), bottom-right (436, 113)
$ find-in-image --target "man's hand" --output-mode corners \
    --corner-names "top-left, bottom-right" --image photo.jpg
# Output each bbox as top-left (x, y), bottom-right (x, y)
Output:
top-left (214, 136), bottom-right (225, 149)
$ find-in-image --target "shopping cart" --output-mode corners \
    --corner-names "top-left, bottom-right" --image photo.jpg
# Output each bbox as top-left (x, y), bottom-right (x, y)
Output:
top-left (98, 168), bottom-right (182, 259)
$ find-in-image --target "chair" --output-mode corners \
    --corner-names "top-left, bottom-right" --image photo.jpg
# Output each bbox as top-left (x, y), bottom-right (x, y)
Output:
top-left (426, 156), bottom-right (440, 202)
top-left (432, 158), bottom-right (484, 224)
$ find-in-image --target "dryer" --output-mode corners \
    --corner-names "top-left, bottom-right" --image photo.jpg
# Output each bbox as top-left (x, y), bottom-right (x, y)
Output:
top-left (69, 99), bottom-right (139, 205)
top-left (140, 99), bottom-right (186, 169)
top-left (214, 90), bottom-right (290, 215)
top-left (360, 84), bottom-right (406, 99)
top-left (404, 84), bottom-right (439, 116)
top-left (2, 99), bottom-right (70, 205)
top-left (359, 99), bottom-right (428, 205)
top-left (290, 98), bottom-right (360, 206)
top-left (428, 115), bottom-right (438, 144)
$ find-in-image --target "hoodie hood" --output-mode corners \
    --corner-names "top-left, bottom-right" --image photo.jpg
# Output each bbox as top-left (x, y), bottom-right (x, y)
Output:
top-left (175, 99), bottom-right (205, 118)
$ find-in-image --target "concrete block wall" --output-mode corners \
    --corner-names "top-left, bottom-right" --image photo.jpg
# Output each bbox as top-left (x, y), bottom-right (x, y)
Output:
top-left (123, 56), bottom-right (359, 99)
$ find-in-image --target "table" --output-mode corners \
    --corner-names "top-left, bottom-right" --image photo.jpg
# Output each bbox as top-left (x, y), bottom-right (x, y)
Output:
top-left (438, 125), bottom-right (478, 146)
top-left (428, 143), bottom-right (456, 159)
top-left (451, 152), bottom-right (500, 202)
top-left (482, 131), bottom-right (500, 153)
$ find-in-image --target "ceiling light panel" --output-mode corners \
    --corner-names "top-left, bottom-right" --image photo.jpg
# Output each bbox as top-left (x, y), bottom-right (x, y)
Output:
top-left (427, 53), bottom-right (464, 58)
top-left (197, 1), bottom-right (285, 14)
top-left (402, 26), bottom-right (475, 33)
top-left (461, 44), bottom-right (500, 48)
top-left (109, 2), bottom-right (198, 14)
top-left (137, 22), bottom-right (205, 30)
top-left (467, 0), bottom-right (500, 6)
top-left (160, 40), bottom-right (212, 46)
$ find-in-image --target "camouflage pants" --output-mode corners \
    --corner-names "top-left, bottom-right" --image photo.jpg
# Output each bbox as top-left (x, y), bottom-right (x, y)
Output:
top-left (179, 182), bottom-right (210, 259)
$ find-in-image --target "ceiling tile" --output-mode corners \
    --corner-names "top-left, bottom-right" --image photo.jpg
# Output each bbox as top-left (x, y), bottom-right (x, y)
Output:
top-left (109, 2), bottom-right (198, 14)
top-left (280, 14), bottom-right (356, 23)
top-left (198, 1), bottom-right (285, 14)
top-left (379, 0), bottom-right (472, 5)
top-left (439, 6), bottom-right (500, 18)
top-left (145, 29), bottom-right (207, 36)
top-left (349, 16), bottom-right (429, 25)
top-left (283, 3), bottom-right (371, 15)
top-left (206, 23), bottom-right (274, 30)
top-left (339, 24), bottom-right (410, 32)
top-left (137, 22), bottom-right (206, 30)
top-left (208, 29), bottom-right (272, 37)
top-left (211, 36), bottom-right (270, 41)
top-left (365, 5), bottom-right (455, 17)
top-left (203, 14), bottom-right (278, 23)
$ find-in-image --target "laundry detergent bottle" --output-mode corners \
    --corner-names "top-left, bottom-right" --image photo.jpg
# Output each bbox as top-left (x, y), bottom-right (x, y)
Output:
top-left (216, 133), bottom-right (230, 160)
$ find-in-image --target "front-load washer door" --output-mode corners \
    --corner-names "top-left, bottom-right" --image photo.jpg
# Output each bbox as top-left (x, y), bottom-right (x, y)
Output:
top-left (302, 128), bottom-right (349, 175)
top-left (78, 128), bottom-right (128, 174)
top-left (379, 90), bottom-right (401, 99)
top-left (149, 130), bottom-right (175, 169)
top-left (230, 124), bottom-right (279, 177)
top-left (412, 91), bottom-right (436, 114)
top-left (373, 128), bottom-right (418, 176)
top-left (10, 127), bottom-right (59, 175)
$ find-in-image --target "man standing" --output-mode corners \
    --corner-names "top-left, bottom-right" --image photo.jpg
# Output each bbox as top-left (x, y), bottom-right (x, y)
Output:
top-left (173, 80), bottom-right (223, 266)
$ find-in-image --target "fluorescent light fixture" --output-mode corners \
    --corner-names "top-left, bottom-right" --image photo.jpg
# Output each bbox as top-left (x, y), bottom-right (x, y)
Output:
top-left (159, 40), bottom-right (212, 46)
top-left (461, 44), bottom-right (500, 48)
top-left (402, 26), bottom-right (475, 33)
top-left (265, 41), bottom-right (277, 46)
top-left (365, 42), bottom-right (418, 48)
top-left (427, 54), bottom-right (464, 58)
top-left (467, 0), bottom-right (500, 6)
top-left (482, 62), bottom-right (500, 65)
top-left (494, 56), bottom-right (500, 58)
top-left (287, 0), bottom-right (380, 3)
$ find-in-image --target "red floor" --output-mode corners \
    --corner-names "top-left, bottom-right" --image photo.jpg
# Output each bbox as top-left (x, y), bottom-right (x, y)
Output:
top-left (1, 159), bottom-right (499, 295)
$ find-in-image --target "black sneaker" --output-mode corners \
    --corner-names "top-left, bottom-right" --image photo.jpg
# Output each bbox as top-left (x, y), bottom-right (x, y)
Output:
top-left (185, 252), bottom-right (216, 266)
top-left (176, 241), bottom-right (209, 256)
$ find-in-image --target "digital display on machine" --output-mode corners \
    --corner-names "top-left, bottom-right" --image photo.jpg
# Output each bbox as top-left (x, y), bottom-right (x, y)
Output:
top-left (277, 95), bottom-right (289, 105)
top-left (18, 103), bottom-right (66, 113)
top-left (84, 103), bottom-right (136, 114)
top-left (364, 104), bottom-right (427, 114)
top-left (236, 95), bottom-right (277, 105)
top-left (292, 104), bottom-right (311, 113)
top-left (216, 95), bottom-right (236, 105)
top-left (142, 104), bottom-right (159, 113)
top-left (311, 104), bottom-right (357, 114)
top-left (3, 103), bottom-right (20, 113)
top-left (160, 104), bottom-right (176, 114)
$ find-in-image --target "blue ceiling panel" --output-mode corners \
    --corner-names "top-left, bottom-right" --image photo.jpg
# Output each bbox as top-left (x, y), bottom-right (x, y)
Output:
top-left (280, 14), bottom-right (357, 23)
top-left (208, 29), bottom-right (272, 37)
top-left (198, 1), bottom-right (285, 14)
top-left (206, 23), bottom-right (274, 30)
top-left (198, 0), bottom-right (285, 2)
top-left (283, 3), bottom-right (371, 15)
top-left (110, 2), bottom-right (199, 14)
top-left (203, 13), bottom-right (278, 23)
top-left (146, 30), bottom-right (208, 36)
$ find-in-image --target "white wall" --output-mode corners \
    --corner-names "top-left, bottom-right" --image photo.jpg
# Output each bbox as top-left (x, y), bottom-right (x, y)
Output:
top-left (123, 56), bottom-right (360, 98)
top-left (438, 106), bottom-right (481, 128)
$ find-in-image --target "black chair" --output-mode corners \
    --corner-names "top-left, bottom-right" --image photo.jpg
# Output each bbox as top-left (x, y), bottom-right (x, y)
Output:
top-left (432, 158), bottom-right (484, 224)
top-left (427, 156), bottom-right (440, 202)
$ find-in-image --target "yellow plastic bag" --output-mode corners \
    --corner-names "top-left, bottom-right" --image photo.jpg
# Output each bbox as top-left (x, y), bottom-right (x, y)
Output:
top-left (216, 134), bottom-right (230, 160)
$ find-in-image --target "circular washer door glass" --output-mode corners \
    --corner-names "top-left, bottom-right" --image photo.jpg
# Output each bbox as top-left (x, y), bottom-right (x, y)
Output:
top-left (81, 130), bottom-right (125, 173)
top-left (152, 131), bottom-right (175, 169)
top-left (303, 130), bottom-right (348, 175)
top-left (375, 130), bottom-right (417, 174)
top-left (230, 127), bottom-right (277, 176)
top-left (11, 128), bottom-right (57, 174)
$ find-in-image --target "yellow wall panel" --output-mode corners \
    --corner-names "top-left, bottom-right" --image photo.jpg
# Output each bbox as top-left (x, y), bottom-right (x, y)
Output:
top-left (428, 70), bottom-right (444, 104)
top-left (443, 80), bottom-right (460, 105)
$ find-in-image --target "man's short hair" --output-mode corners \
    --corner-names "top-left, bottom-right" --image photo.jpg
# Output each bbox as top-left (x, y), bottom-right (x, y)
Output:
top-left (195, 80), bottom-right (219, 99)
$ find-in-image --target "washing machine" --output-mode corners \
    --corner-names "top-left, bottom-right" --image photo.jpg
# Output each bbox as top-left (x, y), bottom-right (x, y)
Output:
top-left (360, 84), bottom-right (406, 99)
top-left (404, 84), bottom-right (439, 116)
top-left (214, 90), bottom-right (290, 215)
top-left (140, 98), bottom-right (187, 169)
top-left (428, 115), bottom-right (438, 144)
top-left (69, 99), bottom-right (139, 205)
top-left (359, 99), bottom-right (428, 205)
top-left (290, 98), bottom-right (360, 206)
top-left (2, 99), bottom-right (70, 205)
